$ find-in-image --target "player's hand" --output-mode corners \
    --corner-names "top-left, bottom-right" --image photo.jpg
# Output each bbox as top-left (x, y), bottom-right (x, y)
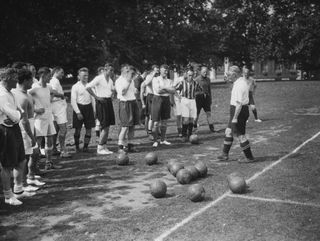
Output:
top-left (95, 97), bottom-right (105, 102)
top-left (142, 104), bottom-right (146, 109)
top-left (35, 108), bottom-right (45, 114)
top-left (77, 113), bottom-right (84, 120)
top-left (231, 118), bottom-right (238, 123)
top-left (3, 118), bottom-right (15, 126)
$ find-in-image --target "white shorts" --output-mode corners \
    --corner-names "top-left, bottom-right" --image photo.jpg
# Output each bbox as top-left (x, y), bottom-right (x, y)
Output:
top-left (174, 96), bottom-right (182, 116)
top-left (52, 100), bottom-right (68, 124)
top-left (20, 118), bottom-right (35, 155)
top-left (34, 109), bottom-right (57, 137)
top-left (181, 97), bottom-right (197, 119)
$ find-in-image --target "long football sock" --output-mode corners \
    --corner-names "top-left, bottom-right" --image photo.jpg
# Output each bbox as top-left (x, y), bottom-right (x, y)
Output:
top-left (252, 109), bottom-right (258, 120)
top-left (188, 123), bottom-right (193, 137)
top-left (240, 140), bottom-right (254, 159)
top-left (84, 135), bottom-right (91, 148)
top-left (222, 136), bottom-right (233, 155)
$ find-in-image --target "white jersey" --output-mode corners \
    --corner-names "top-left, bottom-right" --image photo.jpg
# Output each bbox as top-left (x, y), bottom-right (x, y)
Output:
top-left (230, 77), bottom-right (249, 106)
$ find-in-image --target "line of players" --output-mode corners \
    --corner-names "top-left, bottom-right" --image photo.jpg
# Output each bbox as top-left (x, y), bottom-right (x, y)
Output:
top-left (0, 62), bottom-right (261, 205)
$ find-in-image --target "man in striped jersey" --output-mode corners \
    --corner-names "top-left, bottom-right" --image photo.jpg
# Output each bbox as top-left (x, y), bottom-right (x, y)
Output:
top-left (176, 68), bottom-right (202, 142)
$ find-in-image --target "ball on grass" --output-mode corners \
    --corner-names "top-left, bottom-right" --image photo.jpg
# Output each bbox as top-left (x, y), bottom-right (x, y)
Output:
top-left (227, 175), bottom-right (247, 194)
top-left (145, 152), bottom-right (158, 165)
top-left (176, 169), bottom-right (192, 185)
top-left (189, 134), bottom-right (199, 144)
top-left (117, 152), bottom-right (129, 166)
top-left (184, 166), bottom-right (200, 180)
top-left (194, 161), bottom-right (208, 177)
top-left (188, 184), bottom-right (205, 202)
top-left (170, 163), bottom-right (184, 177)
top-left (150, 180), bottom-right (167, 198)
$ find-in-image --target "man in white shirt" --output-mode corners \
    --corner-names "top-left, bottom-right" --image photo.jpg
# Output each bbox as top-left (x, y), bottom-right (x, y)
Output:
top-left (217, 65), bottom-right (255, 163)
top-left (115, 64), bottom-right (140, 152)
top-left (0, 68), bottom-right (25, 205)
top-left (151, 64), bottom-right (176, 147)
top-left (29, 67), bottom-right (59, 170)
top-left (142, 65), bottom-right (159, 139)
top-left (50, 67), bottom-right (71, 158)
top-left (86, 63), bottom-right (115, 155)
top-left (94, 66), bottom-right (105, 139)
top-left (71, 67), bottom-right (95, 152)
top-left (243, 67), bottom-right (262, 122)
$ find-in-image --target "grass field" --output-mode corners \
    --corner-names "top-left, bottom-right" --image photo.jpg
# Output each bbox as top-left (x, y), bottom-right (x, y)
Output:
top-left (1, 81), bottom-right (320, 241)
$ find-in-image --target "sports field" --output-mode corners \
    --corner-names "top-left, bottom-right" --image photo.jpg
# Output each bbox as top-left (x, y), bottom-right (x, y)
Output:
top-left (1, 81), bottom-right (320, 241)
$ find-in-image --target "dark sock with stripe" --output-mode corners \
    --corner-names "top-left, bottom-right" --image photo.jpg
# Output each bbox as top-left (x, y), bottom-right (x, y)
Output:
top-left (74, 134), bottom-right (80, 149)
top-left (84, 135), bottom-right (91, 148)
top-left (160, 126), bottom-right (166, 141)
top-left (252, 109), bottom-right (258, 119)
top-left (153, 126), bottom-right (159, 141)
top-left (148, 129), bottom-right (152, 135)
top-left (222, 136), bottom-right (233, 155)
top-left (182, 124), bottom-right (188, 137)
top-left (177, 127), bottom-right (182, 135)
top-left (96, 130), bottom-right (100, 138)
top-left (188, 123), bottom-right (193, 136)
top-left (240, 140), bottom-right (254, 159)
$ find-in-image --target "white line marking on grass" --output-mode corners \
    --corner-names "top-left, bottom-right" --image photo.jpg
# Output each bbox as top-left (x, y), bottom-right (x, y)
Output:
top-left (246, 130), bottom-right (320, 185)
top-left (154, 130), bottom-right (320, 241)
top-left (227, 194), bottom-right (320, 208)
top-left (154, 192), bottom-right (231, 241)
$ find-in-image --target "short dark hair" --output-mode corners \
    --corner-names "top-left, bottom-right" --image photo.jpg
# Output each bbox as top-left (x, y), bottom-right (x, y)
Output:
top-left (12, 62), bottom-right (27, 69)
top-left (121, 64), bottom-right (134, 73)
top-left (17, 69), bottom-right (33, 85)
top-left (104, 62), bottom-right (113, 69)
top-left (97, 66), bottom-right (104, 73)
top-left (0, 68), bottom-right (18, 83)
top-left (78, 67), bottom-right (89, 74)
top-left (160, 64), bottom-right (169, 70)
top-left (38, 67), bottom-right (51, 78)
top-left (52, 66), bottom-right (63, 74)
top-left (151, 64), bottom-right (159, 70)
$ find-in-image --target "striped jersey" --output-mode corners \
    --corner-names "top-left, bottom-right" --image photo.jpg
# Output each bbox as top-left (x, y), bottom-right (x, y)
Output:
top-left (177, 79), bottom-right (202, 99)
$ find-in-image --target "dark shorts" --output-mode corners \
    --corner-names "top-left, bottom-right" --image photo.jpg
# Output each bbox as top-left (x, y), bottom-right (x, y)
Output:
top-left (151, 95), bottom-right (171, 121)
top-left (227, 105), bottom-right (249, 136)
top-left (119, 100), bottom-right (140, 127)
top-left (145, 93), bottom-right (154, 116)
top-left (249, 91), bottom-right (255, 105)
top-left (96, 98), bottom-right (115, 129)
top-left (195, 94), bottom-right (211, 114)
top-left (73, 103), bottom-right (95, 129)
top-left (0, 124), bottom-right (25, 168)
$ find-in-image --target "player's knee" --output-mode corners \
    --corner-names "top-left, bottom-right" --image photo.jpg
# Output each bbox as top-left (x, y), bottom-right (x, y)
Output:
top-left (238, 135), bottom-right (247, 143)
top-left (225, 128), bottom-right (232, 137)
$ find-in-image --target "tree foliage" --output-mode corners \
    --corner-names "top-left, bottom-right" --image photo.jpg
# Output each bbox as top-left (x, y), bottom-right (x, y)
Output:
top-left (0, 0), bottom-right (320, 73)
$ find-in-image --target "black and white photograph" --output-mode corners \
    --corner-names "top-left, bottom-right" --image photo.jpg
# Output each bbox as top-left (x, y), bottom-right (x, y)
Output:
top-left (0, 1), bottom-right (320, 240)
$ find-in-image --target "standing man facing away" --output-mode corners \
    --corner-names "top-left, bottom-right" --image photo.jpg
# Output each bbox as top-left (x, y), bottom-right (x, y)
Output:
top-left (71, 67), bottom-right (95, 152)
top-left (12, 69), bottom-right (45, 187)
top-left (141, 65), bottom-right (159, 139)
top-left (217, 66), bottom-right (255, 163)
top-left (50, 67), bottom-right (71, 158)
top-left (115, 64), bottom-right (140, 152)
top-left (0, 68), bottom-right (25, 205)
top-left (243, 67), bottom-right (262, 122)
top-left (151, 64), bottom-right (175, 147)
top-left (86, 63), bottom-right (115, 155)
top-left (194, 66), bottom-right (215, 132)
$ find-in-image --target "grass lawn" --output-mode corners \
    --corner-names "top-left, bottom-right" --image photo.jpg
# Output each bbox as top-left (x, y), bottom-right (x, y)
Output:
top-left (1, 81), bottom-right (320, 241)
